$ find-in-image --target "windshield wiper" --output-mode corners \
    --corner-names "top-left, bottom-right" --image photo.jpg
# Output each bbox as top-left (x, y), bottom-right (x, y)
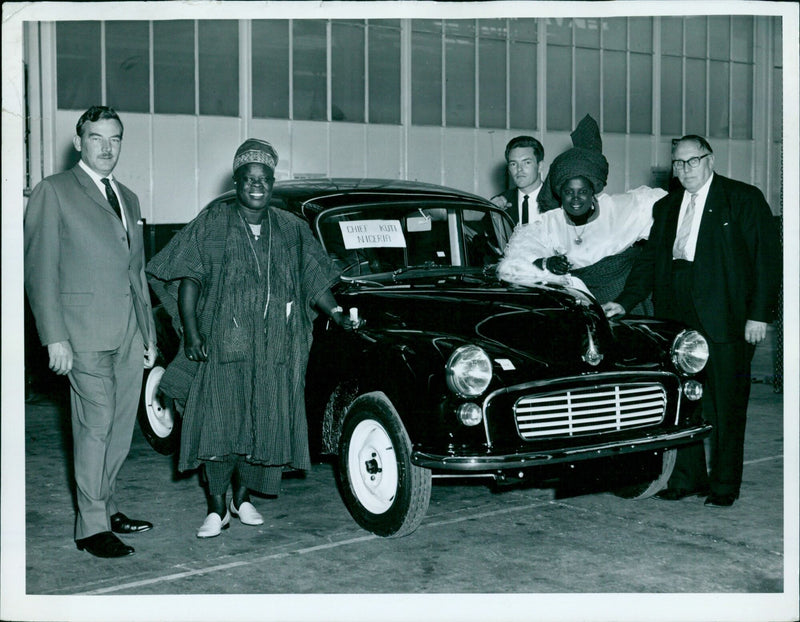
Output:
top-left (391, 263), bottom-right (484, 282)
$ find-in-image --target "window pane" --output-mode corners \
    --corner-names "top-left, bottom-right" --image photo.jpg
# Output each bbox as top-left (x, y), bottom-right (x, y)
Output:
top-left (575, 48), bottom-right (600, 124)
top-left (106, 21), bottom-right (149, 113)
top-left (546, 45), bottom-right (572, 131)
top-left (661, 56), bottom-right (682, 136)
top-left (368, 20), bottom-right (401, 124)
top-left (154, 21), bottom-right (195, 114)
top-left (709, 16), bottom-right (730, 61)
top-left (574, 18), bottom-right (600, 48)
top-left (685, 58), bottom-right (706, 135)
top-left (546, 18), bottom-right (572, 45)
top-left (479, 19), bottom-right (507, 39)
top-left (732, 62), bottom-right (753, 139)
top-left (199, 20), bottom-right (238, 116)
top-left (445, 29), bottom-right (475, 127)
top-left (509, 41), bottom-right (537, 130)
top-left (293, 20), bottom-right (327, 121)
top-left (772, 17), bottom-right (782, 66)
top-left (510, 18), bottom-right (537, 42)
top-left (685, 16), bottom-right (707, 58)
top-left (479, 37), bottom-right (506, 128)
top-left (731, 16), bottom-right (753, 62)
top-left (661, 17), bottom-right (683, 56)
top-left (772, 67), bottom-right (782, 143)
top-left (332, 21), bottom-right (365, 122)
top-left (629, 52), bottom-right (652, 134)
top-left (57, 21), bottom-right (101, 109)
top-left (412, 23), bottom-right (442, 126)
top-left (602, 50), bottom-right (626, 133)
top-left (629, 17), bottom-right (652, 53)
top-left (708, 60), bottom-right (729, 138)
top-left (253, 21), bottom-right (289, 119)
top-left (445, 20), bottom-right (475, 38)
top-left (603, 18), bottom-right (627, 51)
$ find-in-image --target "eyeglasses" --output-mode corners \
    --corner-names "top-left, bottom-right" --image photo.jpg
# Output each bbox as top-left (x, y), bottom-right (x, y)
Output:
top-left (672, 154), bottom-right (711, 171)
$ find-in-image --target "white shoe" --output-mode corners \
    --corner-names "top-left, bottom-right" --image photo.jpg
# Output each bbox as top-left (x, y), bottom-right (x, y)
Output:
top-left (196, 511), bottom-right (231, 538)
top-left (229, 499), bottom-right (264, 526)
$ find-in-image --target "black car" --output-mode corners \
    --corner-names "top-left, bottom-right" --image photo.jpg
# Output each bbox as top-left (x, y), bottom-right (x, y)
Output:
top-left (140, 178), bottom-right (711, 537)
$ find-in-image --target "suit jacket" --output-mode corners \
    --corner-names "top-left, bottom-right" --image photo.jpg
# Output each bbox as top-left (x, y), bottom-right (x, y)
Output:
top-left (24, 165), bottom-right (155, 351)
top-left (617, 174), bottom-right (780, 343)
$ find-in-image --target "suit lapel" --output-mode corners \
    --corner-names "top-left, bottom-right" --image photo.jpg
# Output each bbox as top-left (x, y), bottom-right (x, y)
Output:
top-left (71, 165), bottom-right (120, 220)
top-left (694, 175), bottom-right (724, 267)
top-left (663, 191), bottom-right (683, 247)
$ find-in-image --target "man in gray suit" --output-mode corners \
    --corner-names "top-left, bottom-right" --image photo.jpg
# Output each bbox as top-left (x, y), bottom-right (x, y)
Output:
top-left (25, 106), bottom-right (157, 558)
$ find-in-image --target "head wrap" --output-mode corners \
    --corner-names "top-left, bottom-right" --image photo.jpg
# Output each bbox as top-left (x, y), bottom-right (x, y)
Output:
top-left (233, 138), bottom-right (278, 175)
top-left (537, 114), bottom-right (608, 210)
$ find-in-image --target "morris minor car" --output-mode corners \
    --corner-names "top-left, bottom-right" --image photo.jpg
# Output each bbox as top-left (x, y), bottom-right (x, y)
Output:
top-left (140, 179), bottom-right (711, 537)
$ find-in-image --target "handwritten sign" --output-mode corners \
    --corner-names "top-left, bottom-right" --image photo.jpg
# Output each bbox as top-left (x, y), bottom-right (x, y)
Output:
top-left (339, 220), bottom-right (406, 249)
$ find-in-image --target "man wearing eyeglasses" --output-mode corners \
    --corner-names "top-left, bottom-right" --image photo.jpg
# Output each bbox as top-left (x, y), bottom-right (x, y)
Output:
top-left (602, 134), bottom-right (780, 509)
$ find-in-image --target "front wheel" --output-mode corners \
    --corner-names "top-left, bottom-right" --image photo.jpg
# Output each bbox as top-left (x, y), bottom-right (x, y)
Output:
top-left (137, 365), bottom-right (179, 455)
top-left (337, 393), bottom-right (431, 537)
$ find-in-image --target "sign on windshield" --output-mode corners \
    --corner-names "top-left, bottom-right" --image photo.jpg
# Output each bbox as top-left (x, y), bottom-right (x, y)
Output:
top-left (339, 220), bottom-right (407, 249)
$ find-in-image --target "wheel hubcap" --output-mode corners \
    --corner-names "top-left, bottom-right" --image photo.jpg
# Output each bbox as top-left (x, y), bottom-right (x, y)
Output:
top-left (145, 366), bottom-right (173, 438)
top-left (348, 419), bottom-right (398, 514)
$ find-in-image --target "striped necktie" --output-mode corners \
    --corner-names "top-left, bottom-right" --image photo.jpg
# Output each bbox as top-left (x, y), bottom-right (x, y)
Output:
top-left (673, 193), bottom-right (698, 260)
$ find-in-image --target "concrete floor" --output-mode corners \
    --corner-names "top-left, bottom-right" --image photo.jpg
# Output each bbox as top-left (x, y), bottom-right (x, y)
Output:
top-left (7, 329), bottom-right (798, 622)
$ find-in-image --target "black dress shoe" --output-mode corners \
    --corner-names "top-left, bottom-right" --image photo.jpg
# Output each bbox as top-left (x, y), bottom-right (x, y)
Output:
top-left (704, 492), bottom-right (737, 507)
top-left (111, 512), bottom-right (153, 534)
top-left (654, 487), bottom-right (708, 501)
top-left (76, 532), bottom-right (134, 558)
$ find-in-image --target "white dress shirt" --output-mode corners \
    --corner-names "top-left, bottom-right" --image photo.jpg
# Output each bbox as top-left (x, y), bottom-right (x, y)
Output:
top-left (79, 159), bottom-right (128, 231)
top-left (517, 184), bottom-right (543, 225)
top-left (672, 173), bottom-right (713, 262)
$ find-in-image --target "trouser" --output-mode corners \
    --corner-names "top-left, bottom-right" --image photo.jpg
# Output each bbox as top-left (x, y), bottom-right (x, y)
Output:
top-left (204, 456), bottom-right (283, 497)
top-left (68, 306), bottom-right (144, 539)
top-left (666, 260), bottom-right (754, 495)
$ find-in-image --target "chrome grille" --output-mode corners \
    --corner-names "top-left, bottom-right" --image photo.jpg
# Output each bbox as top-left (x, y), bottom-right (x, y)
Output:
top-left (514, 383), bottom-right (667, 439)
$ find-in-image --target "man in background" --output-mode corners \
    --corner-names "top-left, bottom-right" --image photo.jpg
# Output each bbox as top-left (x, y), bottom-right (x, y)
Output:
top-left (24, 105), bottom-right (157, 557)
top-left (490, 136), bottom-right (550, 226)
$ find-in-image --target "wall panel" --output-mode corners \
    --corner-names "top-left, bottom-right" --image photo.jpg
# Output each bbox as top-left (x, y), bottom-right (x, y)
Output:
top-left (477, 130), bottom-right (513, 199)
top-left (248, 119), bottom-right (292, 181)
top-left (627, 135), bottom-right (657, 190)
top-left (291, 122), bottom-right (330, 178)
top-left (442, 129), bottom-right (477, 194)
top-left (365, 125), bottom-right (403, 180)
top-left (152, 115), bottom-right (198, 223)
top-left (407, 127), bottom-right (443, 185)
top-left (198, 116), bottom-right (242, 208)
top-left (602, 135), bottom-right (627, 194)
top-left (727, 141), bottom-right (754, 189)
top-left (330, 124), bottom-right (367, 178)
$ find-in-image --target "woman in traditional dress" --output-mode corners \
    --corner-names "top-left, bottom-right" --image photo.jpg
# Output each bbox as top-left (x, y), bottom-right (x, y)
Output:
top-left (497, 115), bottom-right (666, 311)
top-left (147, 139), bottom-right (358, 538)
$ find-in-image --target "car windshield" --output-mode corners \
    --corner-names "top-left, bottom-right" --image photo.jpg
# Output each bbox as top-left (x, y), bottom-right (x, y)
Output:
top-left (315, 201), bottom-right (513, 279)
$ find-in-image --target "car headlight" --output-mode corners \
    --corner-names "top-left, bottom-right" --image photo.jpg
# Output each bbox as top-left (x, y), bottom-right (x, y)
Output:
top-left (446, 345), bottom-right (493, 397)
top-left (671, 330), bottom-right (709, 374)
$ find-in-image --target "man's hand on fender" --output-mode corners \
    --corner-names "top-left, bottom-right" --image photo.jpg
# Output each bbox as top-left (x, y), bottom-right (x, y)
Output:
top-left (47, 341), bottom-right (74, 375)
top-left (744, 320), bottom-right (767, 345)
top-left (144, 342), bottom-right (157, 369)
top-left (490, 195), bottom-right (512, 210)
top-left (602, 302), bottom-right (626, 318)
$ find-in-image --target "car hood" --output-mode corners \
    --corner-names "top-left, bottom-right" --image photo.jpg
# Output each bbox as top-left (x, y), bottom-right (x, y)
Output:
top-left (339, 278), bottom-right (632, 378)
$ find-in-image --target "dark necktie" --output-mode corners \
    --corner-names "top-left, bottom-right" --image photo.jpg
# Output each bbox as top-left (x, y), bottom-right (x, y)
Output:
top-left (522, 194), bottom-right (529, 225)
top-left (101, 177), bottom-right (122, 221)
